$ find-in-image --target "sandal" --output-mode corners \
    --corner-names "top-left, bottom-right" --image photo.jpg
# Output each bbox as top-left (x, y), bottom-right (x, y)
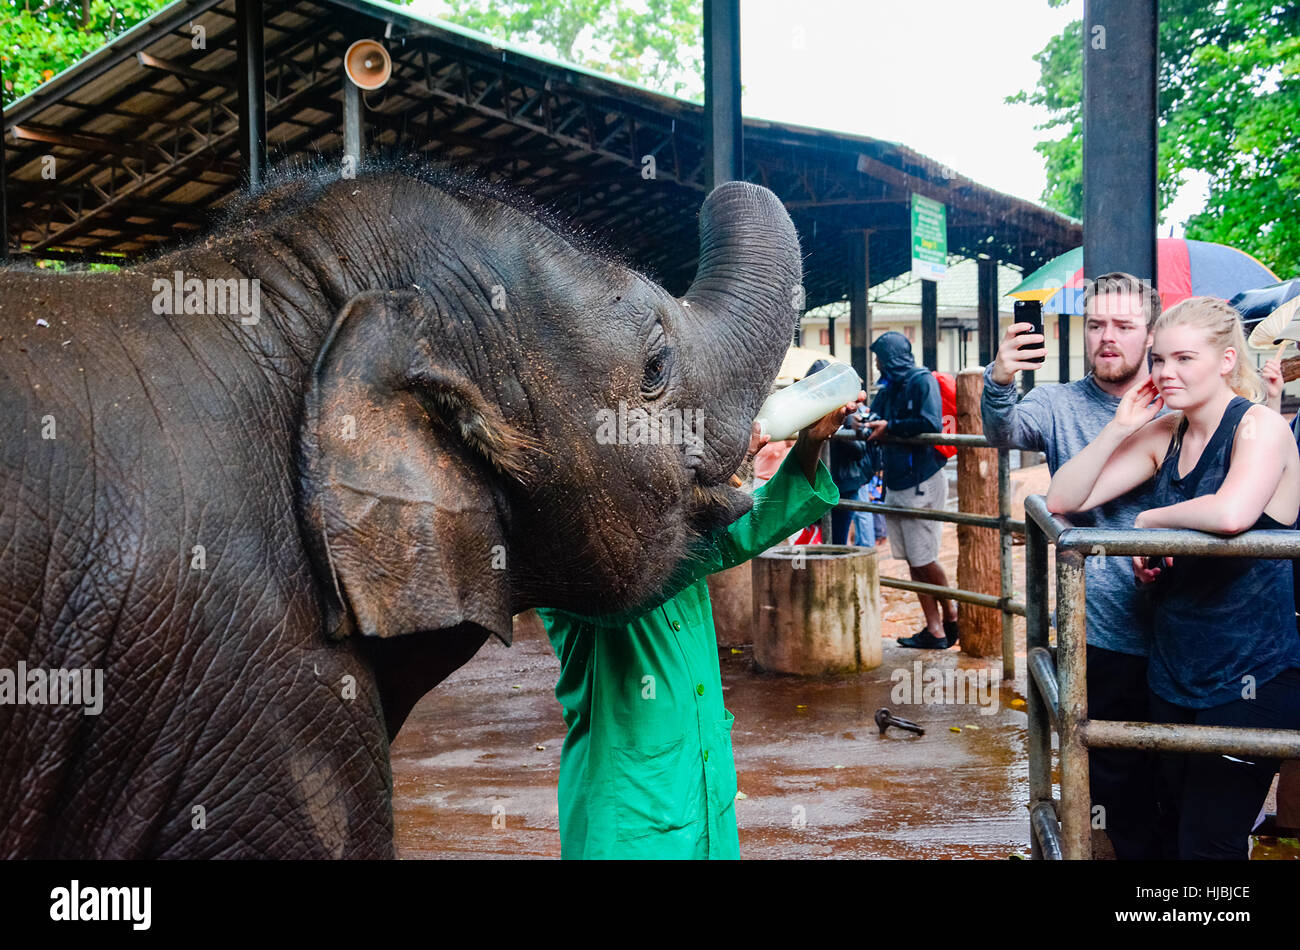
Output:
top-left (897, 628), bottom-right (950, 649)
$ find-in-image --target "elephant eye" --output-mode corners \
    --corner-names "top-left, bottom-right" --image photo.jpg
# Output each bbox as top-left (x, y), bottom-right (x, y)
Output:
top-left (641, 317), bottom-right (671, 399)
top-left (642, 347), bottom-right (671, 399)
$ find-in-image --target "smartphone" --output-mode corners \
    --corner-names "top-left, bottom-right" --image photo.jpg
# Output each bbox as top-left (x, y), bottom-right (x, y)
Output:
top-left (1014, 299), bottom-right (1045, 366)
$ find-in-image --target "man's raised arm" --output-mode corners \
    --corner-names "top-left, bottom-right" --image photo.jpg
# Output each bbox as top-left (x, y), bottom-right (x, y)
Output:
top-left (981, 322), bottom-right (1051, 451)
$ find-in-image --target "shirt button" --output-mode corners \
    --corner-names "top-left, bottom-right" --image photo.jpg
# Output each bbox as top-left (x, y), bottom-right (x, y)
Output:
top-left (703, 750), bottom-right (710, 762)
top-left (671, 620), bottom-right (681, 631)
top-left (696, 683), bottom-right (705, 695)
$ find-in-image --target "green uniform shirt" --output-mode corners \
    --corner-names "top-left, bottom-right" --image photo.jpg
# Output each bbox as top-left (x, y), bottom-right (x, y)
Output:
top-left (536, 449), bottom-right (838, 859)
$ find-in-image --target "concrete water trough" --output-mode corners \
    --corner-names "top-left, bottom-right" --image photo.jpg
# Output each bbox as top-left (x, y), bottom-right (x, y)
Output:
top-left (752, 544), bottom-right (882, 675)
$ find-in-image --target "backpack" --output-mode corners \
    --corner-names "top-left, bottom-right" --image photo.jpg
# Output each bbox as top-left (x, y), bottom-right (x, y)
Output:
top-left (791, 523), bottom-right (822, 546)
top-left (933, 371), bottom-right (958, 459)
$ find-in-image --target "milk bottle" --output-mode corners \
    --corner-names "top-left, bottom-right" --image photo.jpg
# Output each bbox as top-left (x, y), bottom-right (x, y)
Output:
top-left (754, 361), bottom-right (863, 441)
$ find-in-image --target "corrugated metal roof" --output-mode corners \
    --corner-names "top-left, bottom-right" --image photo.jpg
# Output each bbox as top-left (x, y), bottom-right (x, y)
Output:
top-left (3, 0), bottom-right (1080, 307)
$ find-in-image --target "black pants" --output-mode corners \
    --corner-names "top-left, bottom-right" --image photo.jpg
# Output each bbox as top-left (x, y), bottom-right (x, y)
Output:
top-left (1148, 666), bottom-right (1300, 860)
top-left (1086, 645), bottom-right (1164, 860)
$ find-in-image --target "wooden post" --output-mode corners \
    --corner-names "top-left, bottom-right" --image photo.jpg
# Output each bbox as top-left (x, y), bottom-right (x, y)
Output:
top-left (955, 369), bottom-right (1000, 657)
top-left (752, 545), bottom-right (881, 675)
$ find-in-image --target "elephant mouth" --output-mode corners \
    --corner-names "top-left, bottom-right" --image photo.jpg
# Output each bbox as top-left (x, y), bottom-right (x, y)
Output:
top-left (678, 422), bottom-right (761, 539)
top-left (685, 480), bottom-right (754, 538)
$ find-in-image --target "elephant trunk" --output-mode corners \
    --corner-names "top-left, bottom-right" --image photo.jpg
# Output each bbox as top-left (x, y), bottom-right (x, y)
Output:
top-left (678, 181), bottom-right (803, 484)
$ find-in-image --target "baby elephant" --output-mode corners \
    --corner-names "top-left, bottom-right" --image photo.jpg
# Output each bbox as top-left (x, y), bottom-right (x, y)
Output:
top-left (0, 159), bottom-right (804, 857)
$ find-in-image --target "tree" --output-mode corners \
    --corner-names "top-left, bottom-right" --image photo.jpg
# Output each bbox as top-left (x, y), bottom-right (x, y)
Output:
top-left (1009, 0), bottom-right (1300, 277)
top-left (2, 0), bottom-right (167, 106)
top-left (0, 0), bottom-right (421, 106)
top-left (436, 0), bottom-right (704, 100)
top-left (3, 1), bottom-right (705, 105)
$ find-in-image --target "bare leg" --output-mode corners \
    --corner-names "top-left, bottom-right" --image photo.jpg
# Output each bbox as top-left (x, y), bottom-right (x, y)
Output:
top-left (908, 561), bottom-right (958, 629)
top-left (907, 563), bottom-right (942, 634)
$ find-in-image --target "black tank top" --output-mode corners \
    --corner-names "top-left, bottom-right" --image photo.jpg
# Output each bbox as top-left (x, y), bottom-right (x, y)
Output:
top-left (1148, 396), bottom-right (1300, 708)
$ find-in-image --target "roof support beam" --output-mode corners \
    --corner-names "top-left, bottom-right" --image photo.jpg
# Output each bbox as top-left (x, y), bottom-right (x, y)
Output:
top-left (978, 257), bottom-right (999, 367)
top-left (22, 69), bottom-right (320, 253)
top-left (1082, 0), bottom-right (1158, 289)
top-left (783, 196), bottom-right (906, 210)
top-left (342, 67), bottom-right (363, 171)
top-left (921, 278), bottom-right (938, 371)
top-left (11, 123), bottom-right (150, 160)
top-left (703, 0), bottom-right (742, 190)
top-left (236, 0), bottom-right (267, 190)
top-left (849, 230), bottom-right (871, 388)
top-left (3, 0), bottom-right (227, 127)
top-left (137, 51), bottom-right (236, 89)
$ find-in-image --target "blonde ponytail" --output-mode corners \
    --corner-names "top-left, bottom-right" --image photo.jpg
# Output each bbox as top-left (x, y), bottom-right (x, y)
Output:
top-left (1152, 297), bottom-right (1265, 403)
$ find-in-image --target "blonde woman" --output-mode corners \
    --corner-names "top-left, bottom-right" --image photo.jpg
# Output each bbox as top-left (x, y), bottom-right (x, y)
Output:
top-left (1047, 296), bottom-right (1300, 860)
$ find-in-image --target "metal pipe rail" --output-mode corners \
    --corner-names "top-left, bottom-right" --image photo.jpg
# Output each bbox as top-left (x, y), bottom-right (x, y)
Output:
top-left (1030, 801), bottom-right (1064, 861)
top-left (880, 575), bottom-right (1025, 617)
top-left (1022, 494), bottom-right (1300, 859)
top-left (830, 431), bottom-right (993, 448)
top-left (1027, 647), bottom-right (1061, 733)
top-left (824, 430), bottom-right (1024, 679)
top-left (836, 498), bottom-right (1025, 535)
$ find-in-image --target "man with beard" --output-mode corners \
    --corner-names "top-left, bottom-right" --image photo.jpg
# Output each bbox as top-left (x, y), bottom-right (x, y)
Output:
top-left (982, 272), bottom-right (1167, 860)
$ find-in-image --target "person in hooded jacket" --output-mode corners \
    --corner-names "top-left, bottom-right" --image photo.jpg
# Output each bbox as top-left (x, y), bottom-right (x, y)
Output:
top-left (865, 331), bottom-right (959, 648)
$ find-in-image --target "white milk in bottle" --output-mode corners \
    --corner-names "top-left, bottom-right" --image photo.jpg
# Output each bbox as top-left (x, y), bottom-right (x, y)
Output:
top-left (754, 361), bottom-right (862, 441)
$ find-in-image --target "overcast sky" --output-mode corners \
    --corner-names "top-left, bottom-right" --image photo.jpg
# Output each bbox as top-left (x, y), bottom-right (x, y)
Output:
top-left (412, 0), bottom-right (1204, 232)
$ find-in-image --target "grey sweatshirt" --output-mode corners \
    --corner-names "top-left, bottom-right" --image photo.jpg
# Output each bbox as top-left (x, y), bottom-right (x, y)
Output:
top-left (981, 364), bottom-right (1156, 657)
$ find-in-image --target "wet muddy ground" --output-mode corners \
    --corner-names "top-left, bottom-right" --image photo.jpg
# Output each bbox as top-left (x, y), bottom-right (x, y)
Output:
top-left (391, 464), bottom-right (1296, 859)
top-left (392, 617), bottom-right (1035, 859)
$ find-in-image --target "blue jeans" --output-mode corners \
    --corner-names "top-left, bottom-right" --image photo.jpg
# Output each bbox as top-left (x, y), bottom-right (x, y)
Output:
top-left (831, 484), bottom-right (875, 546)
top-left (868, 474), bottom-right (886, 540)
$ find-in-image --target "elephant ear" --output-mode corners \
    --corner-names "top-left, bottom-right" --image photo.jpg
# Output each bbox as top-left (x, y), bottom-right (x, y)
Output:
top-left (298, 290), bottom-right (526, 646)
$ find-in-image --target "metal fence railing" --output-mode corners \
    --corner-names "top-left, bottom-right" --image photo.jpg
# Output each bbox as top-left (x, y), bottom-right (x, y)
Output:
top-left (1023, 494), bottom-right (1300, 859)
top-left (825, 431), bottom-right (1023, 681)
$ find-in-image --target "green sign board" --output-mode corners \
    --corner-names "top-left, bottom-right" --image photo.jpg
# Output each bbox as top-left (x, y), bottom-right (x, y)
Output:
top-left (911, 193), bottom-right (948, 280)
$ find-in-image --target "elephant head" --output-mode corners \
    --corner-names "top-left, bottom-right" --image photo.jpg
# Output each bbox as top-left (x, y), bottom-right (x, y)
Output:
top-left (296, 178), bottom-right (803, 650)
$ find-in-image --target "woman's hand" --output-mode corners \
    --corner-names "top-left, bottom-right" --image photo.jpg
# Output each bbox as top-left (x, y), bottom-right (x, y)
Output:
top-left (1132, 510), bottom-right (1172, 583)
top-left (1131, 555), bottom-right (1172, 584)
top-left (1114, 378), bottom-right (1164, 431)
top-left (1262, 358), bottom-right (1284, 413)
